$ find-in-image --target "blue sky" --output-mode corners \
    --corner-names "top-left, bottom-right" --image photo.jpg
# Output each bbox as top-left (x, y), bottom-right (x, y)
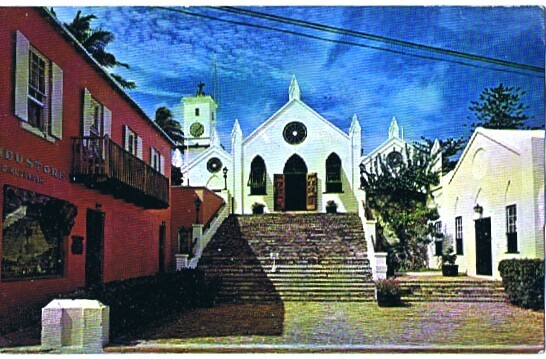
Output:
top-left (53, 6), bottom-right (544, 154)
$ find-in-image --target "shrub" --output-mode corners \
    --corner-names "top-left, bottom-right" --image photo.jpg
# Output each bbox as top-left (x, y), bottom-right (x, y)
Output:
top-left (375, 279), bottom-right (402, 307)
top-left (59, 269), bottom-right (219, 337)
top-left (498, 259), bottom-right (544, 310)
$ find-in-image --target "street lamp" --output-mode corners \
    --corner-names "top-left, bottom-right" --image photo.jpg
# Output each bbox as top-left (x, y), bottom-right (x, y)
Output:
top-left (223, 167), bottom-right (228, 190)
top-left (473, 203), bottom-right (483, 220)
top-left (194, 195), bottom-right (202, 224)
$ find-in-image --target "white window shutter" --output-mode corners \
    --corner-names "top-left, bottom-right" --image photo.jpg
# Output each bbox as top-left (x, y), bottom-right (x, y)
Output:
top-left (137, 136), bottom-right (143, 159)
top-left (50, 62), bottom-right (63, 139)
top-left (15, 31), bottom-right (30, 122)
top-left (103, 106), bottom-right (112, 137)
top-left (83, 88), bottom-right (93, 136)
top-left (150, 147), bottom-right (155, 168)
top-left (160, 154), bottom-right (165, 175)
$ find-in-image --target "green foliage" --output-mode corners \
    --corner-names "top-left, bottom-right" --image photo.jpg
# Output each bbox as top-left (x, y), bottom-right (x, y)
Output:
top-left (468, 83), bottom-right (530, 131)
top-left (361, 145), bottom-right (440, 271)
top-left (59, 270), bottom-right (220, 337)
top-left (155, 106), bottom-right (184, 145)
top-left (64, 10), bottom-right (136, 89)
top-left (375, 279), bottom-right (402, 307)
top-left (498, 259), bottom-right (544, 310)
top-left (415, 136), bottom-right (466, 173)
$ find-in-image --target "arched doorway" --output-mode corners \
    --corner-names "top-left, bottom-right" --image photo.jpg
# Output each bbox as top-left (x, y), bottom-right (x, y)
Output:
top-left (283, 154), bottom-right (308, 211)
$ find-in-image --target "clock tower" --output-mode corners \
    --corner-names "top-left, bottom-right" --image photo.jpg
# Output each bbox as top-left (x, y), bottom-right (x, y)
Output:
top-left (182, 83), bottom-right (219, 162)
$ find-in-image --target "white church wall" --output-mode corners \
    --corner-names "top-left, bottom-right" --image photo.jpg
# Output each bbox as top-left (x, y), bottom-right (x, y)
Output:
top-left (240, 101), bottom-right (357, 214)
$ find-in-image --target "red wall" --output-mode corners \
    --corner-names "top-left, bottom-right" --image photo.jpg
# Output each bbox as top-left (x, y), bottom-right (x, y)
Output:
top-left (0, 8), bottom-right (173, 330)
top-left (170, 187), bottom-right (225, 262)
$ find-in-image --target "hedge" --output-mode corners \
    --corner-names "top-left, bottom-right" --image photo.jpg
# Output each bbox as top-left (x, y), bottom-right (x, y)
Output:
top-left (498, 259), bottom-right (544, 310)
top-left (59, 269), bottom-right (221, 337)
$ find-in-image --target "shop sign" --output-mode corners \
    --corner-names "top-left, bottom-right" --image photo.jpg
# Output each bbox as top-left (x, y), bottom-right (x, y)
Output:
top-left (0, 147), bottom-right (66, 184)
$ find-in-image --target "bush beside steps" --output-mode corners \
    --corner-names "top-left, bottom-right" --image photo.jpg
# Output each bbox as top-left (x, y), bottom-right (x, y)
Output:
top-left (499, 259), bottom-right (544, 310)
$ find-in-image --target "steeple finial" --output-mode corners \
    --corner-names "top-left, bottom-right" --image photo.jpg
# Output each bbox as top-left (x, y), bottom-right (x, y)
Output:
top-left (388, 116), bottom-right (400, 139)
top-left (289, 75), bottom-right (301, 101)
top-left (196, 82), bottom-right (205, 97)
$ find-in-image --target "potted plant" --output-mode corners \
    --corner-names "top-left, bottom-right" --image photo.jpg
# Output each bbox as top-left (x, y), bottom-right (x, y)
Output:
top-left (252, 202), bottom-right (265, 214)
top-left (326, 200), bottom-right (338, 214)
top-left (441, 246), bottom-right (458, 276)
top-left (375, 279), bottom-right (402, 307)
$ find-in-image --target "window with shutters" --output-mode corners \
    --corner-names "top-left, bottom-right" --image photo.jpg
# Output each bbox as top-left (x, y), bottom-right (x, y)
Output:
top-left (506, 204), bottom-right (518, 253)
top-left (150, 147), bottom-right (164, 175)
top-left (82, 88), bottom-right (111, 139)
top-left (434, 221), bottom-right (443, 256)
top-left (14, 31), bottom-right (63, 141)
top-left (455, 216), bottom-right (463, 255)
top-left (124, 125), bottom-right (141, 158)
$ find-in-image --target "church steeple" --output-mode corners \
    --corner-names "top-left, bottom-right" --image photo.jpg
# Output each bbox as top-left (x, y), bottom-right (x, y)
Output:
top-left (288, 75), bottom-right (301, 101)
top-left (388, 116), bottom-right (400, 139)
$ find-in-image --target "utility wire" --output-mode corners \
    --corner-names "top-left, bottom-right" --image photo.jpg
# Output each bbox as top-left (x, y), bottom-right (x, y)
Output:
top-left (153, 7), bottom-right (543, 79)
top-left (213, 6), bottom-right (544, 74)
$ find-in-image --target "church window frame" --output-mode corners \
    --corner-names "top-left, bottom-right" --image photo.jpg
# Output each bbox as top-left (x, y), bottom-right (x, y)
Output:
top-left (325, 153), bottom-right (343, 193)
top-left (248, 156), bottom-right (267, 195)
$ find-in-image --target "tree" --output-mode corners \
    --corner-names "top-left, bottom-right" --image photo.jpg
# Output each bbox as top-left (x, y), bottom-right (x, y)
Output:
top-left (468, 83), bottom-right (530, 131)
top-left (154, 107), bottom-right (184, 145)
top-left (361, 145), bottom-right (441, 271)
top-left (64, 10), bottom-right (136, 89)
top-left (415, 136), bottom-right (466, 173)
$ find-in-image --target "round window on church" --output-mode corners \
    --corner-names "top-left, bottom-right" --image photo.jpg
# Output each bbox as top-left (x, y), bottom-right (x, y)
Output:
top-left (283, 122), bottom-right (307, 145)
top-left (387, 151), bottom-right (403, 168)
top-left (207, 157), bottom-right (223, 173)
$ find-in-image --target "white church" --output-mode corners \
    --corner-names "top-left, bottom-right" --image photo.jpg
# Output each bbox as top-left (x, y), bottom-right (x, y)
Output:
top-left (180, 76), bottom-right (407, 215)
top-left (178, 76), bottom-right (544, 279)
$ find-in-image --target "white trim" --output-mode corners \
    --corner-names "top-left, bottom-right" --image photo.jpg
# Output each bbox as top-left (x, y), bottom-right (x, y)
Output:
top-left (14, 31), bottom-right (30, 122)
top-left (49, 62), bottom-right (63, 139)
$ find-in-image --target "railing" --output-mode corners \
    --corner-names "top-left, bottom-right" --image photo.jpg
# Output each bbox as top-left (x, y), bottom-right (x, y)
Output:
top-left (71, 136), bottom-right (169, 209)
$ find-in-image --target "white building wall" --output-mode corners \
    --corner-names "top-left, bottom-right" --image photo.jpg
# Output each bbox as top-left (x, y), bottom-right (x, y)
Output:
top-left (436, 129), bottom-right (544, 279)
top-left (241, 100), bottom-right (357, 214)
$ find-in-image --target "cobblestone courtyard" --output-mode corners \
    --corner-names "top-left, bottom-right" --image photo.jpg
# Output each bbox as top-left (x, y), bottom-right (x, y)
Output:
top-left (107, 301), bottom-right (544, 353)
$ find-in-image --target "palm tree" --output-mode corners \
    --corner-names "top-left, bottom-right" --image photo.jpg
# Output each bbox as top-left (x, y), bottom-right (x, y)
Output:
top-left (155, 107), bottom-right (184, 146)
top-left (64, 10), bottom-right (136, 89)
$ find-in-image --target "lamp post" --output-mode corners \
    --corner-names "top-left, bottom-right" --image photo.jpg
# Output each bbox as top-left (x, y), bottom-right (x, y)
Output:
top-left (194, 195), bottom-right (202, 224)
top-left (223, 167), bottom-right (228, 190)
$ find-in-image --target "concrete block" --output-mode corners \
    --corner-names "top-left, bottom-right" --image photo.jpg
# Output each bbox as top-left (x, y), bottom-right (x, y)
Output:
top-left (41, 299), bottom-right (109, 353)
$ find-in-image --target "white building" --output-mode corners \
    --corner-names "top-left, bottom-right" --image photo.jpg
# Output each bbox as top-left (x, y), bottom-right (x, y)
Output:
top-left (181, 76), bottom-right (372, 214)
top-left (431, 128), bottom-right (545, 279)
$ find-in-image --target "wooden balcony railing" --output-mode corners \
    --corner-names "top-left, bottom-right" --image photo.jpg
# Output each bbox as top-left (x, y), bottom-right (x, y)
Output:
top-left (71, 136), bottom-right (169, 209)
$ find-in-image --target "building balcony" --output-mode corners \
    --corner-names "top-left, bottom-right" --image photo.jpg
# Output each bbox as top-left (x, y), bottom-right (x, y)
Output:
top-left (71, 136), bottom-right (169, 209)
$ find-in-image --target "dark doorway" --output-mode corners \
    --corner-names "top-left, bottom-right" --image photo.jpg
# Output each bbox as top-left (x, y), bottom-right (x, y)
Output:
top-left (283, 155), bottom-right (308, 211)
top-left (86, 208), bottom-right (105, 287)
top-left (158, 221), bottom-right (166, 273)
top-left (475, 217), bottom-right (492, 276)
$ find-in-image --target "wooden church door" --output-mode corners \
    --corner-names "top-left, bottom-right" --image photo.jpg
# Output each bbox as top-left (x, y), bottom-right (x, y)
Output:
top-left (306, 173), bottom-right (318, 210)
top-left (274, 174), bottom-right (285, 211)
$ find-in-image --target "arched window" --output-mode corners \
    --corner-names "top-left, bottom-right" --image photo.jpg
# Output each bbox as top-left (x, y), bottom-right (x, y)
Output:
top-left (248, 156), bottom-right (267, 195)
top-left (325, 153), bottom-right (342, 193)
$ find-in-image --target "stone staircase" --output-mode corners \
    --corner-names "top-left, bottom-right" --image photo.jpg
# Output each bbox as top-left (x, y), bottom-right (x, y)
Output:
top-left (198, 213), bottom-right (375, 302)
top-left (397, 276), bottom-right (508, 302)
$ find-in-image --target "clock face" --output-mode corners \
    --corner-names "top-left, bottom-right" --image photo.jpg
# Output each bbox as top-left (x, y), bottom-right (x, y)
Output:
top-left (190, 122), bottom-right (205, 138)
top-left (283, 122), bottom-right (307, 145)
top-left (207, 157), bottom-right (223, 173)
top-left (387, 151), bottom-right (403, 168)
